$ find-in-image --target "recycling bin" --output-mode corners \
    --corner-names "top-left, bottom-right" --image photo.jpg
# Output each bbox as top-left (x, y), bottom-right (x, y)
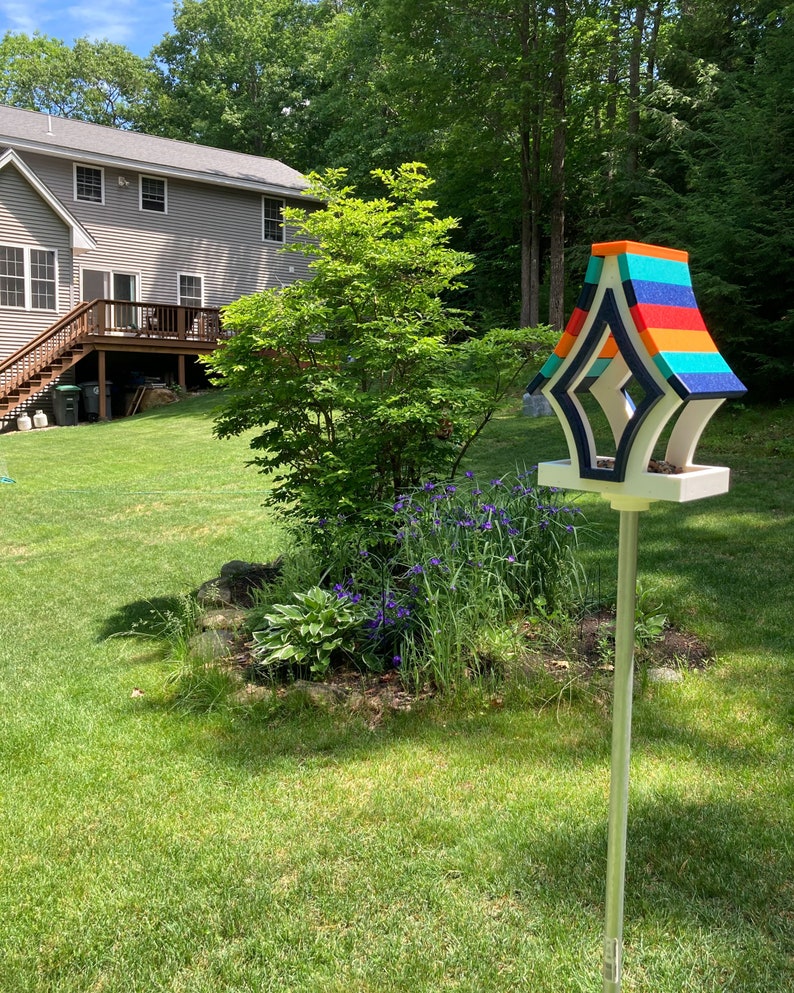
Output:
top-left (52, 385), bottom-right (82, 426)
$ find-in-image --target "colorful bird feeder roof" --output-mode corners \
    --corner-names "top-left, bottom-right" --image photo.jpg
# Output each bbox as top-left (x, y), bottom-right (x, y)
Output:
top-left (529, 241), bottom-right (747, 504)
top-left (529, 241), bottom-right (746, 401)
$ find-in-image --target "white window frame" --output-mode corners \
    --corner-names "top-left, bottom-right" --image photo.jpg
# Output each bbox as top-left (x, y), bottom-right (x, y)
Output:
top-left (262, 196), bottom-right (285, 243)
top-left (140, 175), bottom-right (168, 214)
top-left (74, 163), bottom-right (104, 204)
top-left (177, 272), bottom-right (204, 308)
top-left (0, 244), bottom-right (58, 311)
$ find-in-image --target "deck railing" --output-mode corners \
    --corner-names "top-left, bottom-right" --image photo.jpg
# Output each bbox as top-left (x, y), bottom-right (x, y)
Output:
top-left (0, 300), bottom-right (226, 402)
top-left (86, 299), bottom-right (224, 342)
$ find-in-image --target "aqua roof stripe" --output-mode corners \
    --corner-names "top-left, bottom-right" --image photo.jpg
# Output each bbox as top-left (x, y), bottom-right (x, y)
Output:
top-left (617, 253), bottom-right (693, 287)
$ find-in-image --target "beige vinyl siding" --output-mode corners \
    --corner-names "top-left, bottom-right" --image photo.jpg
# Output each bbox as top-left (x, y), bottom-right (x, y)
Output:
top-left (0, 165), bottom-right (73, 361)
top-left (20, 152), bottom-right (311, 309)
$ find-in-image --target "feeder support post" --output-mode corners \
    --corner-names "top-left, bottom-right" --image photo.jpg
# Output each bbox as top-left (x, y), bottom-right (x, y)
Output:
top-left (602, 497), bottom-right (650, 991)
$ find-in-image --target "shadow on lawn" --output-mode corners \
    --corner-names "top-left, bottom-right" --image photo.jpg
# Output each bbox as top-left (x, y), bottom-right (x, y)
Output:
top-left (495, 795), bottom-right (793, 986)
top-left (99, 596), bottom-right (191, 639)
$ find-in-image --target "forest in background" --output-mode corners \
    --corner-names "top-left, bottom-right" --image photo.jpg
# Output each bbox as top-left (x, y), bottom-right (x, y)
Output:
top-left (2, 0), bottom-right (792, 395)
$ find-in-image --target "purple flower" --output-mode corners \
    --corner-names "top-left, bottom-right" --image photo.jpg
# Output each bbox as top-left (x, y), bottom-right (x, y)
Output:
top-left (410, 564), bottom-right (424, 574)
top-left (359, 549), bottom-right (369, 557)
top-left (480, 521), bottom-right (493, 531)
top-left (472, 488), bottom-right (482, 496)
top-left (424, 481), bottom-right (436, 492)
top-left (392, 655), bottom-right (402, 667)
top-left (490, 478), bottom-right (503, 487)
top-left (445, 485), bottom-right (457, 493)
top-left (566, 524), bottom-right (574, 533)
top-left (429, 557), bottom-right (442, 566)
top-left (539, 520), bottom-right (549, 530)
top-left (506, 555), bottom-right (516, 563)
top-left (465, 470), bottom-right (474, 478)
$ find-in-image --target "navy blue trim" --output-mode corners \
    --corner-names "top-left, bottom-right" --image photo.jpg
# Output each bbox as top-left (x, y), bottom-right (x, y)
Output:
top-left (526, 371), bottom-right (546, 395)
top-left (576, 280), bottom-right (598, 312)
top-left (550, 290), bottom-right (664, 482)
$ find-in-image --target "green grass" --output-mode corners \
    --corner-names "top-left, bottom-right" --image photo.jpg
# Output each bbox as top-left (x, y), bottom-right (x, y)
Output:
top-left (1, 393), bottom-right (792, 992)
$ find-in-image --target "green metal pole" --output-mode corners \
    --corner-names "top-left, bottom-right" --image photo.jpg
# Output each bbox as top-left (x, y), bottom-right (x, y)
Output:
top-left (602, 506), bottom-right (643, 992)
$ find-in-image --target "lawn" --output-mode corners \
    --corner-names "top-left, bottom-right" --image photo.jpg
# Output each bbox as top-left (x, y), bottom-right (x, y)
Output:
top-left (1, 393), bottom-right (792, 992)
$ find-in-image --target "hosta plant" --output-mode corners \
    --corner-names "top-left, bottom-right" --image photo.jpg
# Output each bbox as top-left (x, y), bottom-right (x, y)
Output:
top-left (253, 585), bottom-right (361, 678)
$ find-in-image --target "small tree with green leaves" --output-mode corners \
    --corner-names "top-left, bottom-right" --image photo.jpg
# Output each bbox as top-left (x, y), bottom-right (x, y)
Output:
top-left (208, 164), bottom-right (554, 535)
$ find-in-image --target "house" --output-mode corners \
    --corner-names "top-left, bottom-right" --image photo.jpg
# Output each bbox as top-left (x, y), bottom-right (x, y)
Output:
top-left (0, 105), bottom-right (315, 425)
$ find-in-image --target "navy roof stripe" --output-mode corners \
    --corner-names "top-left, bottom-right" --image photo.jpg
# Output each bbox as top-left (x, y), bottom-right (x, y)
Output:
top-left (627, 279), bottom-right (698, 309)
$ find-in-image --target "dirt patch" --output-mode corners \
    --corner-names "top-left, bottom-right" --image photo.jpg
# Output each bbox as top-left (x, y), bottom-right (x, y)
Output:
top-left (527, 609), bottom-right (714, 679)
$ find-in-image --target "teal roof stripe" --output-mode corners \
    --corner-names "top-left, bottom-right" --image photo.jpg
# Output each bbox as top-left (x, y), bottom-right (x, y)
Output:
top-left (584, 255), bottom-right (604, 285)
top-left (653, 351), bottom-right (733, 381)
top-left (538, 353), bottom-right (563, 380)
top-left (617, 253), bottom-right (693, 288)
top-left (585, 357), bottom-right (611, 378)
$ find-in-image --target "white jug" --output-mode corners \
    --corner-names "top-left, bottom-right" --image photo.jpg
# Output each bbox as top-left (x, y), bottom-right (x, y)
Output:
top-left (33, 409), bottom-right (48, 428)
top-left (16, 413), bottom-right (32, 431)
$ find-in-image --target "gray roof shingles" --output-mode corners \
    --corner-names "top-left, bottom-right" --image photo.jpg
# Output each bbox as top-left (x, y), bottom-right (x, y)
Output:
top-left (0, 105), bottom-right (310, 198)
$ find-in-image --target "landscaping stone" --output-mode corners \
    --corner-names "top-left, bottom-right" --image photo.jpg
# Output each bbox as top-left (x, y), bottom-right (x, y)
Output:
top-left (647, 666), bottom-right (684, 684)
top-left (290, 679), bottom-right (348, 707)
top-left (201, 609), bottom-right (247, 631)
top-left (197, 558), bottom-right (283, 608)
top-left (231, 683), bottom-right (275, 706)
top-left (188, 629), bottom-right (235, 660)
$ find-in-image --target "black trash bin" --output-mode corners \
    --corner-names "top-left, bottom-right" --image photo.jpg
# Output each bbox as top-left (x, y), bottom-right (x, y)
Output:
top-left (79, 381), bottom-right (113, 421)
top-left (53, 385), bottom-right (82, 426)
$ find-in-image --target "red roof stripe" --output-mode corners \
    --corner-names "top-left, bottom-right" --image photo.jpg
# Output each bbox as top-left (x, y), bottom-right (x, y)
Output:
top-left (564, 307), bottom-right (588, 336)
top-left (630, 303), bottom-right (707, 334)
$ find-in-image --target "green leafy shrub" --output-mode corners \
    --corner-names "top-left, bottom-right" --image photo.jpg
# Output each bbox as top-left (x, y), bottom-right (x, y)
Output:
top-left (207, 164), bottom-right (555, 537)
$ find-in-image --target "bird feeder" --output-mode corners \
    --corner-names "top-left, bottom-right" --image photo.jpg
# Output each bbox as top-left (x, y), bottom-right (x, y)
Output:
top-left (528, 240), bottom-right (746, 991)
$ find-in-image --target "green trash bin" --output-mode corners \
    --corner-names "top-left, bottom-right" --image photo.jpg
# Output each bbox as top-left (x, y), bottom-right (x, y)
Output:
top-left (53, 385), bottom-right (82, 426)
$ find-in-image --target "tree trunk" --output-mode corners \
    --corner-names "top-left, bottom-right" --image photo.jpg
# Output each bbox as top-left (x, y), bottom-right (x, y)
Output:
top-left (549, 1), bottom-right (567, 331)
top-left (627, 3), bottom-right (648, 181)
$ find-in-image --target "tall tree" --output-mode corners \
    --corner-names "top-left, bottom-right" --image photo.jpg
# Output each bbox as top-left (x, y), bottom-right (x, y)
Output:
top-left (151, 0), bottom-right (326, 160)
top-left (0, 32), bottom-right (151, 128)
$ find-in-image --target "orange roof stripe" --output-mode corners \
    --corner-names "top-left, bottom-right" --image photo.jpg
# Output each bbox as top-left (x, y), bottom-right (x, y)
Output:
top-left (639, 328), bottom-right (719, 357)
top-left (591, 240), bottom-right (689, 264)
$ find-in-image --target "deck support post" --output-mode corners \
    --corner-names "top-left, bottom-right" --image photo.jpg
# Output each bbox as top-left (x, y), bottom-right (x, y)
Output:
top-left (177, 354), bottom-right (186, 391)
top-left (98, 350), bottom-right (107, 420)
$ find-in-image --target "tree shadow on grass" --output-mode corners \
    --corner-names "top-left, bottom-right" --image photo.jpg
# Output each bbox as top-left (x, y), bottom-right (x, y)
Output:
top-left (491, 795), bottom-right (793, 989)
top-left (99, 596), bottom-right (191, 640)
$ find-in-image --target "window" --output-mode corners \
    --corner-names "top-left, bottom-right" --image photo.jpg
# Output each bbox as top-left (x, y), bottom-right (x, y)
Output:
top-left (178, 273), bottom-right (203, 307)
top-left (0, 247), bottom-right (25, 307)
top-left (75, 165), bottom-right (104, 203)
top-left (30, 250), bottom-right (56, 309)
top-left (140, 176), bottom-right (167, 213)
top-left (262, 196), bottom-right (284, 242)
top-left (0, 246), bottom-right (57, 310)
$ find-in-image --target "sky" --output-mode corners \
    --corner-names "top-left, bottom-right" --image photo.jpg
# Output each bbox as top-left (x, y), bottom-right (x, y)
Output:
top-left (0, 1), bottom-right (176, 58)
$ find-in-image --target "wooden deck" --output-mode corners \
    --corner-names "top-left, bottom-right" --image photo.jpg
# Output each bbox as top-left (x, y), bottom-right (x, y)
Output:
top-left (0, 299), bottom-right (228, 421)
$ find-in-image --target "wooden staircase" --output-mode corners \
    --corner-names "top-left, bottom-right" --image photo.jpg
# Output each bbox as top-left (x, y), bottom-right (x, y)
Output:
top-left (0, 301), bottom-right (98, 419)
